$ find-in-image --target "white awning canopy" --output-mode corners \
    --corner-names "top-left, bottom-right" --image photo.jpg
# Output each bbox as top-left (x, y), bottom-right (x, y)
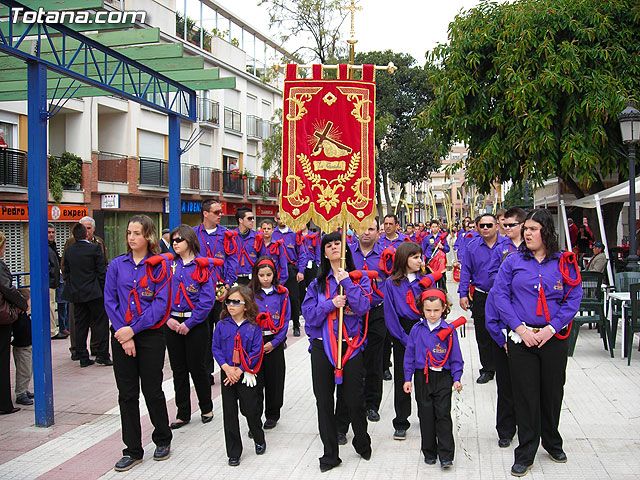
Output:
top-left (568, 177), bottom-right (640, 208)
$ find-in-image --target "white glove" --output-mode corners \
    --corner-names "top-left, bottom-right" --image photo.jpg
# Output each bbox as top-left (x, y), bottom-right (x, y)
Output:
top-left (242, 372), bottom-right (257, 388)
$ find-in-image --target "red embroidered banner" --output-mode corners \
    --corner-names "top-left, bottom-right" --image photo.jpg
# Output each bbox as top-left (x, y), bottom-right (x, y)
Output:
top-left (279, 64), bottom-right (376, 233)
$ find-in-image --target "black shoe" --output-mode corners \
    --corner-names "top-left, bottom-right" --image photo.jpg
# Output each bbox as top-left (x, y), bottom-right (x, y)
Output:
top-left (476, 372), bottom-right (494, 384)
top-left (293, 327), bottom-right (301, 337)
top-left (26, 391), bottom-right (34, 399)
top-left (511, 463), bottom-right (533, 477)
top-left (320, 462), bottom-right (339, 473)
top-left (264, 418), bottom-right (278, 429)
top-left (51, 333), bottom-right (68, 339)
top-left (201, 413), bottom-right (213, 424)
top-left (393, 429), bottom-right (406, 440)
top-left (80, 359), bottom-right (95, 368)
top-left (96, 357), bottom-right (113, 366)
top-left (15, 394), bottom-right (33, 406)
top-left (360, 448), bottom-right (371, 460)
top-left (383, 369), bottom-right (392, 381)
top-left (170, 419), bottom-right (189, 429)
top-left (424, 456), bottom-right (436, 465)
top-left (441, 460), bottom-right (453, 468)
top-left (498, 438), bottom-right (512, 448)
top-left (70, 354), bottom-right (80, 361)
top-left (337, 432), bottom-right (347, 445)
top-left (366, 409), bottom-right (380, 422)
top-left (228, 457), bottom-right (240, 467)
top-left (114, 456), bottom-right (142, 471)
top-left (548, 451), bottom-right (567, 463)
top-left (153, 444), bottom-right (170, 461)
top-left (255, 442), bottom-right (266, 455)
top-left (0, 407), bottom-right (20, 415)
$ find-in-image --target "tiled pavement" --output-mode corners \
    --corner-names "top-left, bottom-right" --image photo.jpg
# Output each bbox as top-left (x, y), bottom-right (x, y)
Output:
top-left (1, 279), bottom-right (640, 479)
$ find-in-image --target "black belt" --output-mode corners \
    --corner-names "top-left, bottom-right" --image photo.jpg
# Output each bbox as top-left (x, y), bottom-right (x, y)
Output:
top-left (372, 302), bottom-right (384, 309)
top-left (237, 274), bottom-right (250, 278)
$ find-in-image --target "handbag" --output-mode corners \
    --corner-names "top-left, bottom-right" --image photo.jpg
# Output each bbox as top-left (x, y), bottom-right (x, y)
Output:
top-left (0, 291), bottom-right (18, 325)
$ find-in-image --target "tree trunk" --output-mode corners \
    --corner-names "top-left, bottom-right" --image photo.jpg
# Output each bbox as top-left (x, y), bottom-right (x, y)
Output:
top-left (382, 170), bottom-right (393, 215)
top-left (375, 171), bottom-right (384, 225)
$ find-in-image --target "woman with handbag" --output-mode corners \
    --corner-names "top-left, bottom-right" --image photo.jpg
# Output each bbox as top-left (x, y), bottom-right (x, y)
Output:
top-left (0, 232), bottom-right (29, 415)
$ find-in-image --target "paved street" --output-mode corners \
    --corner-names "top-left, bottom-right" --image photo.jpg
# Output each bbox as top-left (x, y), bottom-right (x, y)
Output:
top-left (1, 280), bottom-right (639, 480)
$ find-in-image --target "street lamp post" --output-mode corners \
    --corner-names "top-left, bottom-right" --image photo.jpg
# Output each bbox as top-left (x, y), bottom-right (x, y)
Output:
top-left (416, 187), bottom-right (423, 224)
top-left (618, 103), bottom-right (640, 271)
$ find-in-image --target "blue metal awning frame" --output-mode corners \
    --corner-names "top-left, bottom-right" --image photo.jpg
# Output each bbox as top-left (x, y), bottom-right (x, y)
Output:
top-left (0, 0), bottom-right (189, 426)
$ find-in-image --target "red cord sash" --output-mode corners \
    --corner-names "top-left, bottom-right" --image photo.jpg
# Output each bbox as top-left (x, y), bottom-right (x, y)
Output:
top-left (232, 331), bottom-right (264, 374)
top-left (256, 290), bottom-right (289, 334)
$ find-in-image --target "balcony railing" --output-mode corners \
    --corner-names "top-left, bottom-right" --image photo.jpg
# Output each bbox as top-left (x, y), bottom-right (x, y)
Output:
top-left (247, 115), bottom-right (263, 139)
top-left (269, 179), bottom-right (281, 198)
top-left (200, 167), bottom-right (221, 192)
top-left (263, 120), bottom-right (276, 139)
top-left (97, 151), bottom-right (127, 183)
top-left (139, 157), bottom-right (168, 187)
top-left (198, 98), bottom-right (219, 125)
top-left (0, 147), bottom-right (27, 187)
top-left (224, 107), bottom-right (242, 133)
top-left (222, 170), bottom-right (245, 195)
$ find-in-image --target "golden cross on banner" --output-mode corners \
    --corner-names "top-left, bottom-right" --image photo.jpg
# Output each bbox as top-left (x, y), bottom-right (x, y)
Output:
top-left (342, 0), bottom-right (362, 39)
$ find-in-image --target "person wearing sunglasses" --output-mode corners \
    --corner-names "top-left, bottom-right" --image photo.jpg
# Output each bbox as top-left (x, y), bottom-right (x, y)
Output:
top-left (212, 286), bottom-right (265, 467)
top-left (103, 215), bottom-right (172, 472)
top-left (165, 225), bottom-right (216, 431)
top-left (491, 209), bottom-right (582, 477)
top-left (484, 207), bottom-right (525, 450)
top-left (233, 207), bottom-right (266, 286)
top-left (195, 199), bottom-right (239, 386)
top-left (301, 232), bottom-right (372, 472)
top-left (458, 213), bottom-right (508, 385)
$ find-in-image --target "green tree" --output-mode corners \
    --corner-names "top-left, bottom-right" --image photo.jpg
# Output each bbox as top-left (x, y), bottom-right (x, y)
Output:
top-left (259, 108), bottom-right (282, 178)
top-left (258, 0), bottom-right (347, 63)
top-left (355, 50), bottom-right (439, 216)
top-left (421, 0), bottom-right (640, 244)
top-left (503, 182), bottom-right (534, 209)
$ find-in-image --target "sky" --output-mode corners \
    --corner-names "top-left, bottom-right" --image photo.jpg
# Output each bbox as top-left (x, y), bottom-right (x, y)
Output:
top-left (211, 0), bottom-right (492, 64)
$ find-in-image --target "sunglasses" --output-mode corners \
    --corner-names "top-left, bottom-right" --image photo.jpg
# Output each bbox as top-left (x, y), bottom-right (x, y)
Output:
top-left (210, 209), bottom-right (223, 215)
top-left (225, 298), bottom-right (246, 306)
top-left (478, 223), bottom-right (495, 229)
top-left (246, 216), bottom-right (255, 221)
top-left (171, 237), bottom-right (186, 244)
top-left (504, 222), bottom-right (521, 228)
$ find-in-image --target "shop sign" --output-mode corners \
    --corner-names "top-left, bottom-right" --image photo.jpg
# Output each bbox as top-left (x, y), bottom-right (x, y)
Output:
top-left (0, 203), bottom-right (87, 221)
top-left (221, 202), bottom-right (251, 216)
top-left (101, 194), bottom-right (120, 209)
top-left (256, 205), bottom-right (278, 217)
top-left (181, 200), bottom-right (201, 214)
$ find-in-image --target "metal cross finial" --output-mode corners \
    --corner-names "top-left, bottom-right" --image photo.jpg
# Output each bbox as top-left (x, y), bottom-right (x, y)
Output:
top-left (342, 0), bottom-right (362, 39)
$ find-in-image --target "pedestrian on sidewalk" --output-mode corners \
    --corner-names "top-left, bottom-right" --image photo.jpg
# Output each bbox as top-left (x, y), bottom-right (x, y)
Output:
top-left (212, 286), bottom-right (265, 467)
top-left (301, 232), bottom-right (372, 472)
top-left (382, 241), bottom-right (441, 441)
top-left (165, 225), bottom-right (215, 430)
top-left (0, 231), bottom-right (29, 415)
top-left (403, 288), bottom-right (463, 469)
top-left (12, 288), bottom-right (34, 406)
top-left (104, 215), bottom-right (173, 472)
top-left (492, 209), bottom-right (582, 477)
top-left (249, 257), bottom-right (290, 430)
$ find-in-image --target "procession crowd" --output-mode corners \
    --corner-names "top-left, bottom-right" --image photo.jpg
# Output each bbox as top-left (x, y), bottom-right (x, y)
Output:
top-left (0, 200), bottom-right (584, 477)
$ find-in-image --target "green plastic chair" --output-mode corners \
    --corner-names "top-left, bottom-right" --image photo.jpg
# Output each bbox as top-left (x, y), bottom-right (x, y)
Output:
top-left (568, 271), bottom-right (613, 357)
top-left (611, 272), bottom-right (640, 348)
top-left (626, 283), bottom-right (640, 366)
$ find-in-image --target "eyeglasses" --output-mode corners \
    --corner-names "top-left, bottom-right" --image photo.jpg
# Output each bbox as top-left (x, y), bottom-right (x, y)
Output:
top-left (171, 237), bottom-right (186, 244)
top-left (209, 209), bottom-right (223, 215)
top-left (246, 217), bottom-right (255, 221)
top-left (225, 298), bottom-right (246, 306)
top-left (504, 222), bottom-right (521, 228)
top-left (478, 223), bottom-right (495, 229)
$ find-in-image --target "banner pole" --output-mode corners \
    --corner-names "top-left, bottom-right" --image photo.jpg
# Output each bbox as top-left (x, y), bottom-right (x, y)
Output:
top-left (337, 222), bottom-right (347, 370)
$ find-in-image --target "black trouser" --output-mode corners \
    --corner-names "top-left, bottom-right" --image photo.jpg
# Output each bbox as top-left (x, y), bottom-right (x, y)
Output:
top-left (284, 264), bottom-right (300, 329)
top-left (311, 339), bottom-right (370, 469)
top-left (221, 370), bottom-right (265, 459)
top-left (304, 262), bottom-right (318, 287)
top-left (165, 320), bottom-right (213, 421)
top-left (435, 272), bottom-right (447, 292)
top-left (236, 276), bottom-right (250, 286)
top-left (508, 335), bottom-right (568, 466)
top-left (383, 333), bottom-right (392, 369)
top-left (206, 300), bottom-right (223, 376)
top-left (335, 305), bottom-right (385, 432)
top-left (256, 334), bottom-right (285, 421)
top-left (494, 341), bottom-right (516, 441)
top-left (112, 328), bottom-right (172, 459)
top-left (471, 290), bottom-right (494, 375)
top-left (392, 317), bottom-right (419, 430)
top-left (74, 298), bottom-right (109, 361)
top-left (69, 303), bottom-right (101, 357)
top-left (0, 324), bottom-right (14, 412)
top-left (414, 369), bottom-right (454, 461)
